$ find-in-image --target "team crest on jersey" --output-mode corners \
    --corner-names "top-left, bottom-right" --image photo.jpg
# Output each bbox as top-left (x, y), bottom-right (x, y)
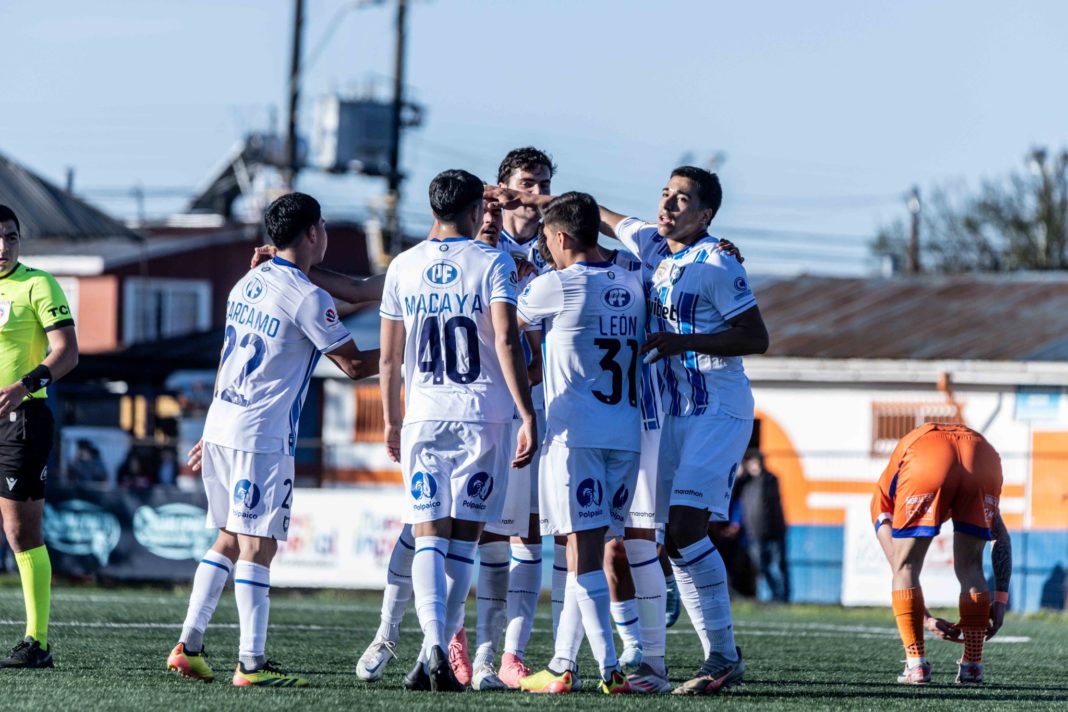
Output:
top-left (612, 484), bottom-right (630, 510)
top-left (669, 264), bottom-right (685, 284)
top-left (602, 286), bottom-right (633, 311)
top-left (233, 480), bottom-right (261, 510)
top-left (243, 276), bottom-right (266, 303)
top-left (576, 478), bottom-right (604, 508)
top-left (424, 260), bottom-right (461, 288)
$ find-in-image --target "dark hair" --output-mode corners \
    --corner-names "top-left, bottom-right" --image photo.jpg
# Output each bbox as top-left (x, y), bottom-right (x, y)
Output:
top-left (0, 204), bottom-right (20, 233)
top-left (264, 192), bottom-right (321, 249)
top-left (541, 191), bottom-right (600, 249)
top-left (670, 166), bottom-right (723, 218)
top-left (497, 146), bottom-right (556, 185)
top-left (429, 169), bottom-right (483, 223)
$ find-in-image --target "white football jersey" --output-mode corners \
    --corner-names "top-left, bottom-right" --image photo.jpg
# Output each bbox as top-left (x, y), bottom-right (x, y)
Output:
top-left (499, 227), bottom-right (551, 275)
top-left (517, 260), bottom-right (645, 452)
top-left (616, 218), bottom-right (758, 419)
top-left (603, 247), bottom-right (663, 433)
top-left (380, 237), bottom-right (519, 424)
top-left (203, 257), bottom-right (353, 454)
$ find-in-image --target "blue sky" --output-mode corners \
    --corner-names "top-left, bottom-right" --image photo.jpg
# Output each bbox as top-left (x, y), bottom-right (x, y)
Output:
top-left (3, 1), bottom-right (1067, 274)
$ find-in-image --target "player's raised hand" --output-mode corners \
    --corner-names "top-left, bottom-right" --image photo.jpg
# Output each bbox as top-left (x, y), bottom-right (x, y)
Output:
top-left (715, 238), bottom-right (744, 263)
top-left (250, 244), bottom-right (277, 269)
top-left (512, 417), bottom-right (536, 469)
top-left (384, 423), bottom-right (401, 464)
top-left (186, 439), bottom-right (204, 472)
top-left (987, 600), bottom-right (1007, 640)
top-left (924, 613), bottom-right (962, 642)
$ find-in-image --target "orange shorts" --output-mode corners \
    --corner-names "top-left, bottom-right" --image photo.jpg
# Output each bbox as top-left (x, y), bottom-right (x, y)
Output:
top-left (871, 424), bottom-right (1003, 540)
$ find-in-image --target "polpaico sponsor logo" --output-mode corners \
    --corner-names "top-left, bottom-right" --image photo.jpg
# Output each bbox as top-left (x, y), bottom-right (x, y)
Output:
top-left (43, 500), bottom-right (121, 566)
top-left (132, 503), bottom-right (215, 561)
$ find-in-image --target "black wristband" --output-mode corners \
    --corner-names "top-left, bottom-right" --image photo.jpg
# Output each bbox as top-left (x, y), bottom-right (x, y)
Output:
top-left (20, 364), bottom-right (52, 393)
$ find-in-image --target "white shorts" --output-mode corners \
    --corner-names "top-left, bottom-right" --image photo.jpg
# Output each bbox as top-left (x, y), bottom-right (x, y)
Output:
top-left (626, 427), bottom-right (661, 530)
top-left (201, 442), bottom-right (294, 541)
top-left (485, 419), bottom-right (530, 537)
top-left (539, 440), bottom-right (639, 538)
top-left (402, 420), bottom-right (511, 524)
top-left (656, 413), bottom-right (753, 522)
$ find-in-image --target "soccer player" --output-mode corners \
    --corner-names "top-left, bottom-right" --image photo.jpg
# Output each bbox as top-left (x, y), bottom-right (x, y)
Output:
top-left (379, 169), bottom-right (536, 693)
top-left (167, 193), bottom-right (379, 687)
top-left (0, 204), bottom-right (79, 669)
top-left (872, 423), bottom-right (1012, 684)
top-left (489, 147), bottom-right (555, 688)
top-left (515, 191), bottom-right (645, 695)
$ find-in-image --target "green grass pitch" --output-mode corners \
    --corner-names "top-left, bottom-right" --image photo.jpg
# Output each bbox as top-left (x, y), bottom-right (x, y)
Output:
top-left (0, 581), bottom-right (1065, 710)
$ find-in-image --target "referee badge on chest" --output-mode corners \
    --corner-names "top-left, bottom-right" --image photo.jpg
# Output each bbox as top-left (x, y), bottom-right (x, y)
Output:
top-left (0, 300), bottom-right (10, 328)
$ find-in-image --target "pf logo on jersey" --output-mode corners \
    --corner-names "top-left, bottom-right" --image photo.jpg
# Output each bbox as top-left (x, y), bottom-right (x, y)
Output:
top-left (424, 260), bottom-right (461, 288)
top-left (243, 276), bottom-right (266, 303)
top-left (233, 479), bottom-right (260, 510)
top-left (602, 286), bottom-right (633, 311)
top-left (576, 478), bottom-right (603, 509)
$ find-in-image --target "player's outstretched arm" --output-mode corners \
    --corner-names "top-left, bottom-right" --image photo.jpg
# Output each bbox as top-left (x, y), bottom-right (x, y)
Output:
top-left (309, 269), bottom-right (385, 306)
top-left (491, 302), bottom-right (537, 469)
top-left (379, 318), bottom-right (405, 464)
top-left (988, 511), bottom-right (1012, 639)
top-left (643, 305), bottom-right (770, 363)
top-left (325, 340), bottom-right (380, 380)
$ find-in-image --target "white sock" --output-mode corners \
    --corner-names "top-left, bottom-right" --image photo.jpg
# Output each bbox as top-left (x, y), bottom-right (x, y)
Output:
top-left (376, 525), bottom-right (415, 641)
top-left (575, 569), bottom-right (617, 678)
top-left (625, 538), bottom-right (667, 658)
top-left (234, 560), bottom-right (270, 669)
top-left (551, 543), bottom-right (568, 638)
top-left (475, 541), bottom-right (510, 666)
top-left (444, 538), bottom-right (478, 640)
top-left (671, 557), bottom-right (710, 657)
top-left (549, 572), bottom-right (582, 673)
top-left (611, 599), bottom-right (641, 651)
top-left (678, 539), bottom-right (737, 660)
top-left (412, 535), bottom-right (448, 652)
top-left (180, 549), bottom-right (233, 652)
top-left (504, 542), bottom-right (542, 657)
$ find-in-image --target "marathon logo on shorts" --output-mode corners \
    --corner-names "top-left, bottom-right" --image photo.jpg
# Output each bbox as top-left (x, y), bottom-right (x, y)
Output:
top-left (411, 471), bottom-right (441, 512)
top-left (462, 471), bottom-right (494, 511)
top-left (577, 478), bottom-right (603, 518)
top-left (674, 488), bottom-right (704, 498)
top-left (905, 493), bottom-right (935, 521)
top-left (232, 479), bottom-right (261, 520)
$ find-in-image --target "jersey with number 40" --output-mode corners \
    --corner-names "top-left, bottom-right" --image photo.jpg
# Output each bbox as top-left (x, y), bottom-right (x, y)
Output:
top-left (518, 260), bottom-right (646, 452)
top-left (203, 257), bottom-right (353, 455)
top-left (380, 237), bottom-right (519, 425)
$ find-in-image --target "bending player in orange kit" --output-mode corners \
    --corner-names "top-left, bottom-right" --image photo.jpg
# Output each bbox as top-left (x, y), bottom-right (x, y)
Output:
top-left (871, 423), bottom-right (1012, 685)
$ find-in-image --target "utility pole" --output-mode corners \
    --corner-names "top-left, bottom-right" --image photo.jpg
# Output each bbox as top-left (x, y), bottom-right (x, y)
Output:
top-left (384, 0), bottom-right (408, 258)
top-left (907, 185), bottom-right (921, 274)
top-left (285, 0), bottom-right (305, 190)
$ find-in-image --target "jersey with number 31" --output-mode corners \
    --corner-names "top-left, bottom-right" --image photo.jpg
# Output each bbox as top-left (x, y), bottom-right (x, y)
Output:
top-left (517, 260), bottom-right (645, 452)
top-left (380, 237), bottom-right (519, 425)
top-left (203, 257), bottom-right (353, 455)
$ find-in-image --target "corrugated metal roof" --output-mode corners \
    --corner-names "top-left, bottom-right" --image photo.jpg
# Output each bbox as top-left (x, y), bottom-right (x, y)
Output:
top-left (0, 150), bottom-right (140, 241)
top-left (757, 274), bottom-right (1068, 361)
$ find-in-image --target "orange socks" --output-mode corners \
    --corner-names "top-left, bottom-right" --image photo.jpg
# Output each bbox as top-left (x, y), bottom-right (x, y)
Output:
top-left (959, 592), bottom-right (990, 663)
top-left (892, 588), bottom-right (925, 660)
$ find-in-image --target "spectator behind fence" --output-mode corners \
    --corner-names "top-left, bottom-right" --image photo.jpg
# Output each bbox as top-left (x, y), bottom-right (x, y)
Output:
top-left (68, 439), bottom-right (108, 486)
top-left (735, 449), bottom-right (790, 602)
